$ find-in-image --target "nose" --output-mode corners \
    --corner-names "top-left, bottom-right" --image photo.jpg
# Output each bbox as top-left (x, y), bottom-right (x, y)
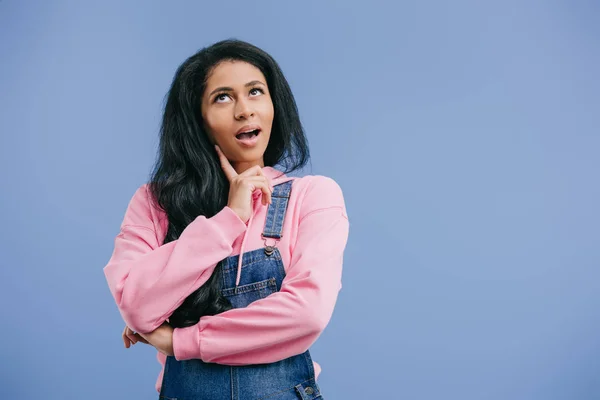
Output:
top-left (234, 98), bottom-right (254, 120)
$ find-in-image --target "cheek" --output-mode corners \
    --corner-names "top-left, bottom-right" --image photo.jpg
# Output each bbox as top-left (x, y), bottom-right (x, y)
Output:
top-left (204, 111), bottom-right (230, 139)
top-left (259, 100), bottom-right (275, 125)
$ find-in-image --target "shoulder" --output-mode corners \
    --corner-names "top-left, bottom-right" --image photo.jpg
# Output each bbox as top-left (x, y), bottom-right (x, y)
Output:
top-left (290, 174), bottom-right (347, 218)
top-left (292, 174), bottom-right (344, 200)
top-left (120, 183), bottom-right (165, 230)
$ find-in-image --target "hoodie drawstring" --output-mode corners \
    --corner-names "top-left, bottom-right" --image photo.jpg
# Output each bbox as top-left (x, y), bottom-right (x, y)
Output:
top-left (234, 189), bottom-right (262, 292)
top-left (235, 211), bottom-right (252, 291)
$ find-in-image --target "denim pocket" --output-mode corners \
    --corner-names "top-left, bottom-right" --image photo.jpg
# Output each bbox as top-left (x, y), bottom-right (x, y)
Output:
top-left (221, 277), bottom-right (278, 308)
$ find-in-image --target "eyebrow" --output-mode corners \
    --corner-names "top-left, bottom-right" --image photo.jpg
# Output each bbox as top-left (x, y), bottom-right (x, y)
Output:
top-left (208, 80), bottom-right (266, 97)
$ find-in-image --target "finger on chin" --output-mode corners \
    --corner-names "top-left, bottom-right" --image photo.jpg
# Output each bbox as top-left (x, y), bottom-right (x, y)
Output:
top-left (215, 145), bottom-right (237, 180)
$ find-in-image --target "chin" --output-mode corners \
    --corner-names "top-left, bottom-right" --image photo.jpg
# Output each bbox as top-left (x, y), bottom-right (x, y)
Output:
top-left (232, 147), bottom-right (266, 162)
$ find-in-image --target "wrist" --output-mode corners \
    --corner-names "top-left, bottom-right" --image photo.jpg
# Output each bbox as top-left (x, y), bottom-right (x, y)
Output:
top-left (172, 325), bottom-right (202, 361)
top-left (225, 205), bottom-right (248, 224)
top-left (209, 206), bottom-right (248, 236)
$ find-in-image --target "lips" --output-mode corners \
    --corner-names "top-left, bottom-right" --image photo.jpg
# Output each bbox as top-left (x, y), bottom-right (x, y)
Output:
top-left (236, 129), bottom-right (260, 139)
top-left (235, 124), bottom-right (262, 139)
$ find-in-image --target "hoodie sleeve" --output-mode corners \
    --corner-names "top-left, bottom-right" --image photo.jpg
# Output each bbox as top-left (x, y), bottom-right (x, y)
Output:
top-left (172, 176), bottom-right (349, 364)
top-left (103, 184), bottom-right (247, 333)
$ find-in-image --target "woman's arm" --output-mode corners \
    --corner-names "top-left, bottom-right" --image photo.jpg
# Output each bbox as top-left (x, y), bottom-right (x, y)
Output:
top-left (103, 185), bottom-right (247, 334)
top-left (171, 176), bottom-right (349, 364)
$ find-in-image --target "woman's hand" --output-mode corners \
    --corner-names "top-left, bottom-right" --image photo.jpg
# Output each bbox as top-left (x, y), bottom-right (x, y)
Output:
top-left (122, 323), bottom-right (174, 357)
top-left (137, 322), bottom-right (175, 357)
top-left (215, 145), bottom-right (273, 223)
top-left (122, 325), bottom-right (149, 348)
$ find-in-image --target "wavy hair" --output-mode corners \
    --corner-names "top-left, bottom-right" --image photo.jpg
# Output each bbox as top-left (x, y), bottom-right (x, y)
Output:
top-left (147, 39), bottom-right (309, 328)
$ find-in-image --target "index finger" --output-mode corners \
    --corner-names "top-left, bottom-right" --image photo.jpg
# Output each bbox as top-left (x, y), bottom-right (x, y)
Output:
top-left (215, 145), bottom-right (238, 181)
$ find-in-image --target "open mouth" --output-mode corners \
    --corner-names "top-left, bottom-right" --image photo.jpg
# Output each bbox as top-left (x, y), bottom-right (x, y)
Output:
top-left (235, 129), bottom-right (261, 140)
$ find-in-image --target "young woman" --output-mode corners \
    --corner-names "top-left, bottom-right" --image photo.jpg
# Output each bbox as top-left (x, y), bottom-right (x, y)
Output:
top-left (103, 39), bottom-right (349, 400)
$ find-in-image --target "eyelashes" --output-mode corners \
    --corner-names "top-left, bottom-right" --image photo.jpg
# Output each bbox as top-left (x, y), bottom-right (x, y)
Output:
top-left (214, 87), bottom-right (264, 103)
top-left (214, 93), bottom-right (229, 103)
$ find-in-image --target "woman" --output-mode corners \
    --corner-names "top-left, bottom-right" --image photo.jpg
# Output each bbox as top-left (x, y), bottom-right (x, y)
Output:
top-left (103, 39), bottom-right (349, 399)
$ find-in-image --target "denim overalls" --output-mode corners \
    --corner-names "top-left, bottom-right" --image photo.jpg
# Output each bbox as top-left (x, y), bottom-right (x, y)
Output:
top-left (159, 181), bottom-right (323, 400)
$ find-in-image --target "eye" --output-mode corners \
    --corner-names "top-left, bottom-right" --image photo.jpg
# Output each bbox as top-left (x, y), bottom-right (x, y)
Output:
top-left (249, 87), bottom-right (264, 96)
top-left (214, 93), bottom-right (231, 103)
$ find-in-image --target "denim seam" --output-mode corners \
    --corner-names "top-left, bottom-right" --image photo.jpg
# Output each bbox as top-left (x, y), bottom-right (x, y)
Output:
top-left (221, 278), bottom-right (276, 295)
top-left (263, 181), bottom-right (291, 238)
top-left (256, 378), bottom-right (317, 400)
top-left (268, 195), bottom-right (282, 236)
top-left (222, 254), bottom-right (282, 271)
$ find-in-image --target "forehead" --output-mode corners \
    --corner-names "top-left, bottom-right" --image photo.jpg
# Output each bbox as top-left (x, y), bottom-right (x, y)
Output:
top-left (205, 61), bottom-right (266, 88)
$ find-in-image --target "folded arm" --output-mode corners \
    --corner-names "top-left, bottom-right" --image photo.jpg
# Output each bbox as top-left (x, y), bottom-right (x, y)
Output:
top-left (172, 176), bottom-right (349, 364)
top-left (103, 185), bottom-right (247, 333)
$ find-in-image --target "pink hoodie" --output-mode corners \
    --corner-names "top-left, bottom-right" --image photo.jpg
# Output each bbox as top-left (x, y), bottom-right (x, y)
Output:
top-left (103, 166), bottom-right (349, 393)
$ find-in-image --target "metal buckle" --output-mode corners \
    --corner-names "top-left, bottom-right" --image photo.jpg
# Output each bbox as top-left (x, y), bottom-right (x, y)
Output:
top-left (262, 236), bottom-right (280, 256)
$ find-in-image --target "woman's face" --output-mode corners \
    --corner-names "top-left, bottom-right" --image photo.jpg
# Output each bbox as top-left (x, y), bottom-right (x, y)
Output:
top-left (201, 60), bottom-right (274, 173)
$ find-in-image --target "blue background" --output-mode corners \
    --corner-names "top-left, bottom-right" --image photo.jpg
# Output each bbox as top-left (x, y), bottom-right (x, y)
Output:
top-left (1, 1), bottom-right (599, 399)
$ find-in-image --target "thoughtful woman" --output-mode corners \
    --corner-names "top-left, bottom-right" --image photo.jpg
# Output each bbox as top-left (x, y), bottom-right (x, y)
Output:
top-left (103, 39), bottom-right (349, 399)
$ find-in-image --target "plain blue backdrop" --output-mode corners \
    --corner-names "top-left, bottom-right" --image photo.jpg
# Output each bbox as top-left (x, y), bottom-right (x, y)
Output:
top-left (1, 1), bottom-right (599, 399)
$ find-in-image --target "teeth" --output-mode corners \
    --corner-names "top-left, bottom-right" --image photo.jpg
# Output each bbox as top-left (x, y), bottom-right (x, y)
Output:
top-left (236, 129), bottom-right (259, 140)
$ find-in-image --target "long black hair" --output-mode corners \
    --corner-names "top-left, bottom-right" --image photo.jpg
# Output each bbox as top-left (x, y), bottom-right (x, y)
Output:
top-left (147, 39), bottom-right (310, 328)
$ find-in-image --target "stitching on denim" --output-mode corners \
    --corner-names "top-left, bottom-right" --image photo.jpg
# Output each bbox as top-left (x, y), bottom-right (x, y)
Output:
top-left (303, 351), bottom-right (316, 377)
top-left (264, 190), bottom-right (277, 236)
top-left (263, 181), bottom-right (291, 237)
top-left (256, 378), bottom-right (316, 400)
top-left (221, 278), bottom-right (276, 296)
top-left (222, 252), bottom-right (282, 272)
top-left (230, 365), bottom-right (235, 400)
top-left (268, 197), bottom-right (281, 237)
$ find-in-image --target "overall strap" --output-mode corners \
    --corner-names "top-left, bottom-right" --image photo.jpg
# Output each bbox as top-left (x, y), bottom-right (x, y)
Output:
top-left (262, 180), bottom-right (293, 240)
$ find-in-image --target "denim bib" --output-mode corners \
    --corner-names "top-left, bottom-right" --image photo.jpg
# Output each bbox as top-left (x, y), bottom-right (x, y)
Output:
top-left (159, 181), bottom-right (322, 400)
